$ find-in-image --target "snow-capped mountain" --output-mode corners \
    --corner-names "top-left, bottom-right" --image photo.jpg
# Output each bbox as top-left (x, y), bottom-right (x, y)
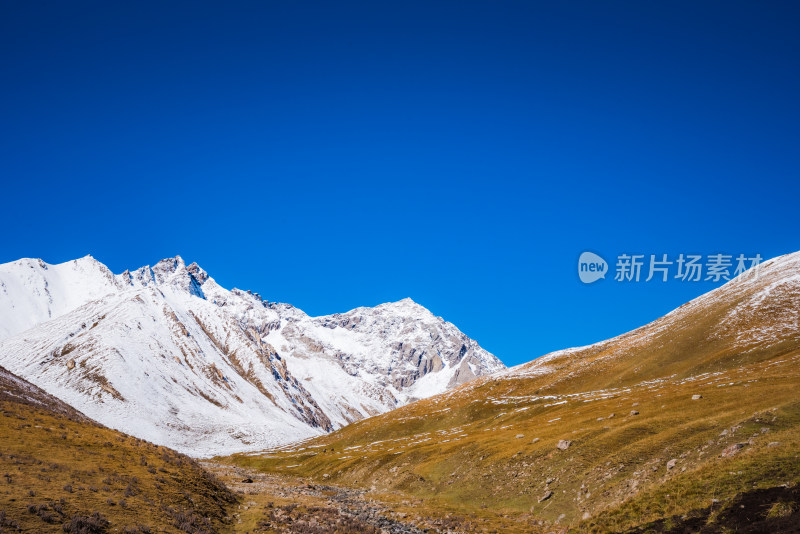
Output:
top-left (0, 255), bottom-right (503, 456)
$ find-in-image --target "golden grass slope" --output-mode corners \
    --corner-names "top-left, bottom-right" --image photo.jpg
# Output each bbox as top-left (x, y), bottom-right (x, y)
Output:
top-left (226, 252), bottom-right (800, 532)
top-left (0, 365), bottom-right (236, 533)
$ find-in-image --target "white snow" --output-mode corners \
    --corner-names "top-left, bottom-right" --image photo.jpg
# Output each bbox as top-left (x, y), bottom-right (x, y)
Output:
top-left (0, 255), bottom-right (503, 457)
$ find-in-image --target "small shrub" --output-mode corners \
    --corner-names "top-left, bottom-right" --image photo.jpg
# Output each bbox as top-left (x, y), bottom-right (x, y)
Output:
top-left (0, 509), bottom-right (21, 530)
top-left (766, 501), bottom-right (795, 519)
top-left (26, 503), bottom-right (59, 524)
top-left (62, 512), bottom-right (109, 534)
top-left (162, 506), bottom-right (213, 534)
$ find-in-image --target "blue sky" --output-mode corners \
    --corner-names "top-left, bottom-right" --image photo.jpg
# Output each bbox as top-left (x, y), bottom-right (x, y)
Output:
top-left (1, 1), bottom-right (798, 366)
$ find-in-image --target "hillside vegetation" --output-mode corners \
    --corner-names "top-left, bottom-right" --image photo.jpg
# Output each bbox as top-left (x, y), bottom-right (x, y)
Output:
top-left (226, 253), bottom-right (800, 532)
top-left (0, 365), bottom-right (236, 533)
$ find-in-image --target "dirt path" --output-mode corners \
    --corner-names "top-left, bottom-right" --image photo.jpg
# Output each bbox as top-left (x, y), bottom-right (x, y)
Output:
top-left (202, 461), bottom-right (433, 533)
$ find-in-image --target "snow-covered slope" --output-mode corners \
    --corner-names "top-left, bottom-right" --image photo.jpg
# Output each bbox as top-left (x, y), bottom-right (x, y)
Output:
top-left (0, 256), bottom-right (119, 340)
top-left (0, 255), bottom-right (503, 456)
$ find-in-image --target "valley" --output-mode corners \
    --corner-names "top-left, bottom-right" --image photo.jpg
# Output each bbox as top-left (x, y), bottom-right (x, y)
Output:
top-left (1, 251), bottom-right (800, 532)
top-left (222, 251), bottom-right (800, 532)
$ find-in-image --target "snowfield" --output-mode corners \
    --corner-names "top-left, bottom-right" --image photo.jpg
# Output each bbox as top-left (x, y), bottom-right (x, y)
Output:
top-left (0, 255), bottom-right (504, 457)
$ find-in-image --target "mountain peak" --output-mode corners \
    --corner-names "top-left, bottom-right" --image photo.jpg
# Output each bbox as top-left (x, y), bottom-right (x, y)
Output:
top-left (377, 297), bottom-right (428, 313)
top-left (154, 255), bottom-right (186, 271)
top-left (187, 262), bottom-right (209, 285)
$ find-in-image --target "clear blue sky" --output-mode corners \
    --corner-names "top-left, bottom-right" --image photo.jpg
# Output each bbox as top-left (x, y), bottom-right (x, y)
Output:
top-left (1, 1), bottom-right (798, 366)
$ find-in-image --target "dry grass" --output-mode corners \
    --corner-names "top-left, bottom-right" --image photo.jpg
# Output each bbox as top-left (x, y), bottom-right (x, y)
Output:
top-left (0, 386), bottom-right (236, 532)
top-left (224, 341), bottom-right (800, 532)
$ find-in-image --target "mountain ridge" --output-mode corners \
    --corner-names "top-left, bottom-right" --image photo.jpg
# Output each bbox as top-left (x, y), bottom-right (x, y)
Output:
top-left (0, 254), bottom-right (504, 457)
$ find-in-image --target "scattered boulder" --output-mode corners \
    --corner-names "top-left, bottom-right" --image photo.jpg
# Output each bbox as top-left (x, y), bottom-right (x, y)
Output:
top-left (768, 442), bottom-right (780, 447)
top-left (538, 490), bottom-right (553, 502)
top-left (692, 394), bottom-right (703, 400)
top-left (546, 477), bottom-right (555, 484)
top-left (556, 440), bottom-right (572, 450)
top-left (66, 359), bottom-right (75, 370)
top-left (630, 410), bottom-right (639, 416)
top-left (515, 434), bottom-right (524, 439)
top-left (666, 459), bottom-right (677, 470)
top-left (322, 473), bottom-right (330, 479)
top-left (242, 477), bottom-right (253, 483)
top-left (531, 438), bottom-right (540, 444)
top-left (721, 443), bottom-right (746, 458)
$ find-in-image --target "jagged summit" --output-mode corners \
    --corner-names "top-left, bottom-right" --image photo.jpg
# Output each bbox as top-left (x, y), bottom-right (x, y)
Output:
top-left (0, 254), bottom-right (503, 456)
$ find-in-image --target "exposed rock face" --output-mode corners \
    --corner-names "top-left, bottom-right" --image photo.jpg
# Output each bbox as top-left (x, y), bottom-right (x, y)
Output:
top-left (306, 298), bottom-right (502, 399)
top-left (0, 255), bottom-right (504, 456)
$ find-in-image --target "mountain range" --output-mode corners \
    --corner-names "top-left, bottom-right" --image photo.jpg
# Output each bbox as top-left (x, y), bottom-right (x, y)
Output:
top-left (0, 255), bottom-right (503, 457)
top-left (2, 250), bottom-right (800, 532)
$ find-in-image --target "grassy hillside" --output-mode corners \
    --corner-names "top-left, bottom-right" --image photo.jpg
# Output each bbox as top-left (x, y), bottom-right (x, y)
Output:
top-left (0, 365), bottom-right (236, 533)
top-left (225, 257), bottom-right (800, 532)
top-left (227, 353), bottom-right (800, 532)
